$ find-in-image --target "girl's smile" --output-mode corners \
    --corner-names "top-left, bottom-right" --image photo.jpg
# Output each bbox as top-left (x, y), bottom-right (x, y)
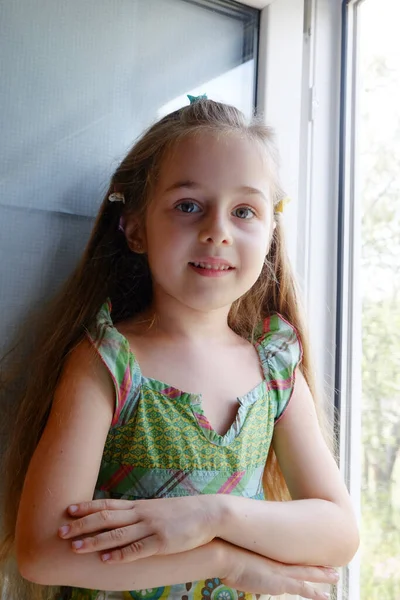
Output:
top-left (188, 256), bottom-right (235, 276)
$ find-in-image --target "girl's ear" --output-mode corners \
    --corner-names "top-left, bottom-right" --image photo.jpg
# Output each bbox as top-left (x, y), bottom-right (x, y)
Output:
top-left (123, 216), bottom-right (147, 254)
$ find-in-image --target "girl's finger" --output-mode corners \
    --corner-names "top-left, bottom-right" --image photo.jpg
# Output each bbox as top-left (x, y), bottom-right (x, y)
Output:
top-left (277, 576), bottom-right (331, 600)
top-left (282, 565), bottom-right (339, 585)
top-left (67, 499), bottom-right (135, 516)
top-left (71, 523), bottom-right (150, 554)
top-left (295, 581), bottom-right (331, 600)
top-left (59, 509), bottom-right (139, 540)
top-left (102, 534), bottom-right (162, 564)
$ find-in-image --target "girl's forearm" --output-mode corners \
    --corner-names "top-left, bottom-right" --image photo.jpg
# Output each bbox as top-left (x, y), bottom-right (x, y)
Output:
top-left (19, 538), bottom-right (228, 590)
top-left (210, 496), bottom-right (359, 567)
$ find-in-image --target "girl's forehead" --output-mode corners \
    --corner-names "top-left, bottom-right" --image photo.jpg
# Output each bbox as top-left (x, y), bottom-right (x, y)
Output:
top-left (157, 131), bottom-right (268, 191)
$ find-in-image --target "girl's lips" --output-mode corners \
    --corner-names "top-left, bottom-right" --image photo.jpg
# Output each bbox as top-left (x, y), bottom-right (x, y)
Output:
top-left (188, 262), bottom-right (235, 277)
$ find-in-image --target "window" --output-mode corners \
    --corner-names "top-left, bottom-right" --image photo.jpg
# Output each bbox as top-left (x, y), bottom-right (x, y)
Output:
top-left (338, 0), bottom-right (400, 598)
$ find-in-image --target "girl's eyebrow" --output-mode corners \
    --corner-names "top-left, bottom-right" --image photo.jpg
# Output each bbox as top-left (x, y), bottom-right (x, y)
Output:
top-left (164, 180), bottom-right (200, 193)
top-left (164, 180), bottom-right (267, 200)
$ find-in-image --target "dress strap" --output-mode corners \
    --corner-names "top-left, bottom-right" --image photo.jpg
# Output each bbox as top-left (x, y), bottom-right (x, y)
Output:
top-left (86, 300), bottom-right (140, 426)
top-left (255, 314), bottom-right (303, 422)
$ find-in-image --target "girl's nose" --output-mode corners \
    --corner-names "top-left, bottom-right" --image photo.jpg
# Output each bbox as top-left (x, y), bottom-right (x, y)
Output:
top-left (198, 213), bottom-right (233, 246)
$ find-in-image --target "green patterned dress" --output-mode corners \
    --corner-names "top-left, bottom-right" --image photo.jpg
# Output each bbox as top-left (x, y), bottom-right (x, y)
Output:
top-left (65, 300), bottom-right (302, 600)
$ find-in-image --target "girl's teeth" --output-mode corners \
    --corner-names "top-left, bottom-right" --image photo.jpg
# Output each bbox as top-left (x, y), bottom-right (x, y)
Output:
top-left (192, 262), bottom-right (230, 271)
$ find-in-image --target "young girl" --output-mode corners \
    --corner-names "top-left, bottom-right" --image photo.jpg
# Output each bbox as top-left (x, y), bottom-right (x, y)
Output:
top-left (0, 98), bottom-right (359, 600)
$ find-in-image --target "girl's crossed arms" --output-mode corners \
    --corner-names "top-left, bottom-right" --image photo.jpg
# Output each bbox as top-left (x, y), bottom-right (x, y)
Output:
top-left (57, 368), bottom-right (357, 569)
top-left (15, 338), bottom-right (355, 599)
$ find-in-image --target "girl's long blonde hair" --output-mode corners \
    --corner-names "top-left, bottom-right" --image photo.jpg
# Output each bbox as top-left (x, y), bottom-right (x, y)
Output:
top-left (0, 99), bottom-right (330, 600)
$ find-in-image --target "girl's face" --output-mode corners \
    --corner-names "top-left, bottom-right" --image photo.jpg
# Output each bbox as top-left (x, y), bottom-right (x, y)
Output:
top-left (140, 131), bottom-right (274, 314)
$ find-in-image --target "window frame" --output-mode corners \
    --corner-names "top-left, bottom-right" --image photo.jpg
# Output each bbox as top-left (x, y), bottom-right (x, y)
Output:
top-left (335, 0), bottom-right (364, 598)
top-left (238, 0), bottom-right (274, 7)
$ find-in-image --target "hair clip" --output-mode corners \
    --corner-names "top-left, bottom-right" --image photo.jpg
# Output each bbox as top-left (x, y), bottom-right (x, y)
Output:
top-left (187, 94), bottom-right (208, 104)
top-left (275, 197), bottom-right (290, 214)
top-left (108, 192), bottom-right (125, 204)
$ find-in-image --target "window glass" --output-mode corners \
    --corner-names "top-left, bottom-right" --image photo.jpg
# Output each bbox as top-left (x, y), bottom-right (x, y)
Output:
top-left (358, 1), bottom-right (400, 597)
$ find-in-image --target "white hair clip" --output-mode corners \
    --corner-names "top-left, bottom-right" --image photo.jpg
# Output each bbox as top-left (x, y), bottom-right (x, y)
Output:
top-left (108, 192), bottom-right (125, 204)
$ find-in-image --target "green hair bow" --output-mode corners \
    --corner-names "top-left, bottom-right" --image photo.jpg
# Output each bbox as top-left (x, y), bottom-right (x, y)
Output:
top-left (187, 94), bottom-right (208, 104)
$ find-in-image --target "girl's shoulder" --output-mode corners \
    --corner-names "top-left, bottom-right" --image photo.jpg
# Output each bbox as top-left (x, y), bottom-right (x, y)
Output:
top-left (86, 299), bottom-right (133, 374)
top-left (86, 300), bottom-right (141, 426)
top-left (253, 313), bottom-right (303, 422)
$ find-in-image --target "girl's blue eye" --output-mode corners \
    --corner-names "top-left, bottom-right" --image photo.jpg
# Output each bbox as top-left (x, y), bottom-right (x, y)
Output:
top-left (176, 201), bottom-right (200, 213)
top-left (233, 206), bottom-right (255, 219)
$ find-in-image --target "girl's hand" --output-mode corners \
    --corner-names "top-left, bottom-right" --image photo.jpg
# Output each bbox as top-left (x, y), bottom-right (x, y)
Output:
top-left (58, 497), bottom-right (218, 562)
top-left (219, 541), bottom-right (338, 600)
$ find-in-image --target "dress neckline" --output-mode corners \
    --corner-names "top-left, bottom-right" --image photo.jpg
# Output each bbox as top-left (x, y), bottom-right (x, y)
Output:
top-left (100, 300), bottom-right (268, 445)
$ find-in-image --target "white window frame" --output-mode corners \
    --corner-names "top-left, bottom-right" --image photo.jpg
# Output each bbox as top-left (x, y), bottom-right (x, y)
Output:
top-left (335, 1), bottom-right (363, 598)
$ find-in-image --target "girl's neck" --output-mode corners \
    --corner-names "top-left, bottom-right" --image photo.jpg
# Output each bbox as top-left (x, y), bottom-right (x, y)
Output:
top-left (143, 292), bottom-right (234, 344)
